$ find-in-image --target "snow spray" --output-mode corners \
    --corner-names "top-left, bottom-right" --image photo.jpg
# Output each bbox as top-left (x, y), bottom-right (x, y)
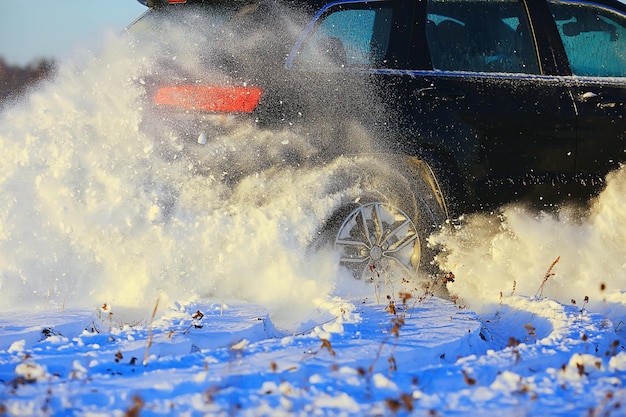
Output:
top-left (0, 8), bottom-right (385, 329)
top-left (430, 167), bottom-right (626, 325)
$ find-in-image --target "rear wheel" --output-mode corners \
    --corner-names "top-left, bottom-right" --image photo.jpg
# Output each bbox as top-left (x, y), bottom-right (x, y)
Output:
top-left (334, 202), bottom-right (420, 281)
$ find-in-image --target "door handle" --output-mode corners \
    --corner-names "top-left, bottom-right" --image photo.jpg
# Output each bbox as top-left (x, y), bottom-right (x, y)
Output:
top-left (579, 91), bottom-right (623, 109)
top-left (580, 91), bottom-right (599, 102)
top-left (416, 87), bottom-right (465, 100)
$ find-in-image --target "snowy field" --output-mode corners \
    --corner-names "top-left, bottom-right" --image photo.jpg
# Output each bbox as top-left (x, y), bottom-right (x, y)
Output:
top-left (1, 10), bottom-right (626, 416)
top-left (0, 291), bottom-right (625, 416)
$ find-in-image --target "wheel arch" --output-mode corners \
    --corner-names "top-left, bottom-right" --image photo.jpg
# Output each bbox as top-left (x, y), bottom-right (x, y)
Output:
top-left (313, 153), bottom-right (451, 275)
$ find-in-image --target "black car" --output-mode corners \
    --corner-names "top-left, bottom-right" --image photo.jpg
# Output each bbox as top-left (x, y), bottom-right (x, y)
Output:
top-left (131, 0), bottom-right (626, 280)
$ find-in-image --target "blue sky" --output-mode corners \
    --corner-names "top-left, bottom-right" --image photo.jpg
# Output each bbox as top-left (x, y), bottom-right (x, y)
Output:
top-left (0, 0), bottom-right (147, 66)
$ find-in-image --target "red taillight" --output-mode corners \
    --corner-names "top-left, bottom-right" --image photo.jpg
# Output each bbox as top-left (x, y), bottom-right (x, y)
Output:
top-left (154, 85), bottom-right (263, 113)
top-left (168, 0), bottom-right (187, 3)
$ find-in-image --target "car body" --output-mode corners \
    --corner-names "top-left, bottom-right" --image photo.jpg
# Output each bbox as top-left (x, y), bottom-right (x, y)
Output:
top-left (130, 0), bottom-right (626, 279)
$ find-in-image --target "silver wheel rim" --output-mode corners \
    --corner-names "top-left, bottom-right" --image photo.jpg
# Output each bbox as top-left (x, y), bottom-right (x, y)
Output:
top-left (334, 202), bottom-right (420, 280)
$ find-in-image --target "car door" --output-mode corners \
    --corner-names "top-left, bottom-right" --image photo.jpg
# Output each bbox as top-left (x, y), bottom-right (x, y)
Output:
top-left (403, 0), bottom-right (579, 211)
top-left (547, 0), bottom-right (626, 199)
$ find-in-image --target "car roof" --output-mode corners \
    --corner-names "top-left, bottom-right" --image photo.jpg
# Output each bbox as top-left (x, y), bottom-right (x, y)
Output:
top-left (137, 0), bottom-right (626, 13)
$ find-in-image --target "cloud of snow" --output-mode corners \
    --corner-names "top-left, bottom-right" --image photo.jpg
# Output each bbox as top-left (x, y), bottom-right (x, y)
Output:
top-left (430, 166), bottom-right (626, 324)
top-left (0, 6), bottom-right (386, 329)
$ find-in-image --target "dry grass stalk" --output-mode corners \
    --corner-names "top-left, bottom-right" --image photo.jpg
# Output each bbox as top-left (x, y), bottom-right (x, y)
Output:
top-left (143, 298), bottom-right (160, 366)
top-left (125, 395), bottom-right (144, 417)
top-left (320, 338), bottom-right (336, 356)
top-left (535, 256), bottom-right (560, 298)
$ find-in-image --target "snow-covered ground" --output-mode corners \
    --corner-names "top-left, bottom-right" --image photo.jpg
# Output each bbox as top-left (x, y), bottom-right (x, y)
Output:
top-left (0, 290), bottom-right (624, 415)
top-left (1, 10), bottom-right (625, 416)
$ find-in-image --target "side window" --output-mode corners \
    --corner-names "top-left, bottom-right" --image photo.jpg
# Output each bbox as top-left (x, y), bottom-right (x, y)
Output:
top-left (427, 0), bottom-right (540, 74)
top-left (548, 1), bottom-right (626, 77)
top-left (292, 5), bottom-right (393, 69)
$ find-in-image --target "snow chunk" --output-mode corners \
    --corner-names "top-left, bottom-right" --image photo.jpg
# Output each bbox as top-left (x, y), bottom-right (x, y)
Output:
top-left (15, 361), bottom-right (48, 382)
top-left (259, 381), bottom-right (278, 395)
top-left (337, 366), bottom-right (362, 386)
top-left (314, 392), bottom-right (360, 413)
top-left (192, 371), bottom-right (209, 383)
top-left (490, 371), bottom-right (523, 392)
top-left (472, 386), bottom-right (497, 402)
top-left (309, 373), bottom-right (324, 384)
top-left (71, 360), bottom-right (88, 379)
top-left (279, 381), bottom-right (295, 396)
top-left (373, 373), bottom-right (398, 390)
top-left (45, 334), bottom-right (69, 344)
top-left (154, 381), bottom-right (174, 391)
top-left (608, 352), bottom-right (626, 371)
top-left (563, 353), bottom-right (605, 380)
top-left (230, 339), bottom-right (249, 351)
top-left (8, 339), bottom-right (26, 353)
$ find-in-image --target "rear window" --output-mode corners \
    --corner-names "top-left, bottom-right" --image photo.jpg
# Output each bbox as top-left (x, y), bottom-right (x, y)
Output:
top-left (289, 3), bottom-right (396, 69)
top-left (125, 1), bottom-right (282, 80)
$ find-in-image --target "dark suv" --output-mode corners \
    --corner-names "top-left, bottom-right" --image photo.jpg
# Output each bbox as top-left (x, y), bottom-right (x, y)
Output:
top-left (131, 0), bottom-right (626, 279)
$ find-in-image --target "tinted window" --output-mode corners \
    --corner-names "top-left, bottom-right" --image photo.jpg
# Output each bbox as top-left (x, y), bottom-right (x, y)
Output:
top-left (549, 1), bottom-right (626, 77)
top-left (293, 5), bottom-right (393, 68)
top-left (427, 0), bottom-right (540, 73)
